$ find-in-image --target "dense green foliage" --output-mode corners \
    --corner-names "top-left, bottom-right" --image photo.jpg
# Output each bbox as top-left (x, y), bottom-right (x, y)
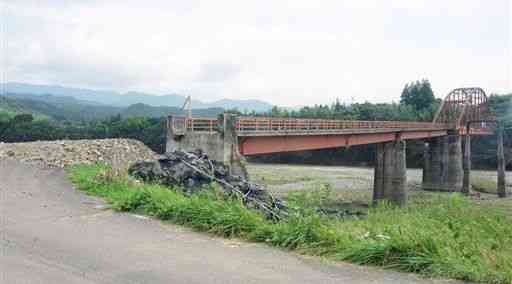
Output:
top-left (0, 113), bottom-right (167, 153)
top-left (490, 94), bottom-right (512, 128)
top-left (260, 80), bottom-right (439, 122)
top-left (468, 93), bottom-right (512, 169)
top-left (400, 80), bottom-right (437, 112)
top-left (268, 102), bottom-right (428, 121)
top-left (69, 164), bottom-right (512, 284)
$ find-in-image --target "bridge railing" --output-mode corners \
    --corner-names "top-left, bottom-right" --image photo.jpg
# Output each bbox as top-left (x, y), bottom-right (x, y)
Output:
top-left (186, 118), bottom-right (218, 132)
top-left (169, 117), bottom-right (187, 135)
top-left (235, 117), bottom-right (450, 133)
top-left (170, 117), bottom-right (218, 134)
top-left (172, 116), bottom-right (452, 135)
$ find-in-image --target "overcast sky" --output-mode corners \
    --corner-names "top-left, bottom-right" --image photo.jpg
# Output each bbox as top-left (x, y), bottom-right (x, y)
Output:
top-left (1, 0), bottom-right (510, 106)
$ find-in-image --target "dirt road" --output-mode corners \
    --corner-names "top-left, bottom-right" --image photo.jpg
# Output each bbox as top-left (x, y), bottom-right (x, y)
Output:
top-left (0, 161), bottom-right (457, 283)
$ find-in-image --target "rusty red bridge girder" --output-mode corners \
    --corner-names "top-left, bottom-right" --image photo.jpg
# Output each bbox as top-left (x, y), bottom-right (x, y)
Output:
top-left (170, 88), bottom-right (496, 156)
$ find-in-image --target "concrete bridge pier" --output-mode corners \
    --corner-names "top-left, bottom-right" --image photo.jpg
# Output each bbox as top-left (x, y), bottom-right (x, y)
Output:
top-left (422, 138), bottom-right (444, 190)
top-left (373, 139), bottom-right (407, 206)
top-left (497, 128), bottom-right (507, 198)
top-left (166, 114), bottom-right (248, 179)
top-left (462, 131), bottom-right (471, 194)
top-left (422, 135), bottom-right (463, 191)
top-left (446, 135), bottom-right (464, 191)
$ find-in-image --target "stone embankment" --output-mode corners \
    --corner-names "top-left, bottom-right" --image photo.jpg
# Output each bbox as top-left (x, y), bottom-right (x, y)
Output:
top-left (0, 139), bottom-right (158, 168)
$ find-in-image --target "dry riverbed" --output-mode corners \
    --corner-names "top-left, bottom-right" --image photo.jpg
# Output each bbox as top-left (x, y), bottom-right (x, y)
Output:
top-left (248, 163), bottom-right (512, 212)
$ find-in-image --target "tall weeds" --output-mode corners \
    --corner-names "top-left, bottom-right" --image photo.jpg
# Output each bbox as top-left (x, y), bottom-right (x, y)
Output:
top-left (68, 164), bottom-right (512, 284)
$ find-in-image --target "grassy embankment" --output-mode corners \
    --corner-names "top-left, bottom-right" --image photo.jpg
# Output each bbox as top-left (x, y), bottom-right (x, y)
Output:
top-left (68, 164), bottom-right (512, 284)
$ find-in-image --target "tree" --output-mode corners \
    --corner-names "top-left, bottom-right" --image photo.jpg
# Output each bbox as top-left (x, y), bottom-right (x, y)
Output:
top-left (12, 113), bottom-right (34, 124)
top-left (0, 111), bottom-right (14, 139)
top-left (400, 79), bottom-right (436, 112)
top-left (489, 94), bottom-right (512, 128)
top-left (333, 98), bottom-right (343, 112)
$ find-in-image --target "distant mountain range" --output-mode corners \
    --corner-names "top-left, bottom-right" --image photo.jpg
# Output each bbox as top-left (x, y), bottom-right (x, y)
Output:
top-left (0, 93), bottom-right (224, 121)
top-left (1, 82), bottom-right (273, 112)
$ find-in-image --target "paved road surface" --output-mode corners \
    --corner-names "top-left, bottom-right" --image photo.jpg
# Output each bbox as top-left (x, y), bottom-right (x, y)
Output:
top-left (0, 161), bottom-right (458, 284)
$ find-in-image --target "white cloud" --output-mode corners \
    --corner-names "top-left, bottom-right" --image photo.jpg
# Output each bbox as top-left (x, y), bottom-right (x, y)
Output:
top-left (1, 0), bottom-right (510, 106)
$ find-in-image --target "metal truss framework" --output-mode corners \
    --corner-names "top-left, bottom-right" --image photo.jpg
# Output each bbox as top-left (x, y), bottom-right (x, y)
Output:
top-left (434, 88), bottom-right (496, 134)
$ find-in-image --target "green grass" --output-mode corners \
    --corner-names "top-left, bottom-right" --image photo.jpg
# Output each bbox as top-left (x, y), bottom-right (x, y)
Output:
top-left (68, 164), bottom-right (512, 284)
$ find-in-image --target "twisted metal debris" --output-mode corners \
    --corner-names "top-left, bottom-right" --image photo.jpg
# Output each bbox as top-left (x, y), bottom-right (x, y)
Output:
top-left (128, 150), bottom-right (286, 220)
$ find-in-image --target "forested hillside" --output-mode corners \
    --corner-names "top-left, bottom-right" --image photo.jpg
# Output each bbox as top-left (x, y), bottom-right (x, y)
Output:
top-left (1, 93), bottom-right (222, 121)
top-left (0, 96), bottom-right (39, 115)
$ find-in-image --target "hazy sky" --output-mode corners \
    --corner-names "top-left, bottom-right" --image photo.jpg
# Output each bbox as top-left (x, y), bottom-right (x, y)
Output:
top-left (1, 0), bottom-right (510, 106)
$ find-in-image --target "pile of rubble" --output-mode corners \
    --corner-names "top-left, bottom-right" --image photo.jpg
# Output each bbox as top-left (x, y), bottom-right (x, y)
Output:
top-left (0, 139), bottom-right (158, 168)
top-left (129, 150), bottom-right (287, 219)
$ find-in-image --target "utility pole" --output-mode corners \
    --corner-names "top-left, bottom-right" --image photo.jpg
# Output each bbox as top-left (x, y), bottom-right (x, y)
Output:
top-left (182, 96), bottom-right (192, 119)
top-left (497, 126), bottom-right (507, 198)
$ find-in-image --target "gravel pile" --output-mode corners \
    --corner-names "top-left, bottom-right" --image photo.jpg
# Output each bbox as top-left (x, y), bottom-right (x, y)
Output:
top-left (129, 150), bottom-right (287, 219)
top-left (0, 139), bottom-right (158, 168)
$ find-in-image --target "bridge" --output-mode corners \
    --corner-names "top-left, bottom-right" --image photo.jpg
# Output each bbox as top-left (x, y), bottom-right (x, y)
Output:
top-left (166, 88), bottom-right (500, 205)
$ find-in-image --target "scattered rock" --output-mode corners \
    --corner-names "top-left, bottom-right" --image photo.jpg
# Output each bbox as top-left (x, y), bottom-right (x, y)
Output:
top-left (0, 139), bottom-right (158, 168)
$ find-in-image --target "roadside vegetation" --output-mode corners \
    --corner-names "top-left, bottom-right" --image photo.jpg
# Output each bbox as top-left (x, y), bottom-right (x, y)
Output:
top-left (69, 164), bottom-right (512, 284)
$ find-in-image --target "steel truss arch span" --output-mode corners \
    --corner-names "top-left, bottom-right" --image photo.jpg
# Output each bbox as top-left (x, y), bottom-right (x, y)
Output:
top-left (434, 87), bottom-right (495, 134)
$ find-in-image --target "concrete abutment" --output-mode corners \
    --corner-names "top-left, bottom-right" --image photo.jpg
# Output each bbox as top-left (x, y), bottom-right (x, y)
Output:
top-left (166, 114), bottom-right (248, 179)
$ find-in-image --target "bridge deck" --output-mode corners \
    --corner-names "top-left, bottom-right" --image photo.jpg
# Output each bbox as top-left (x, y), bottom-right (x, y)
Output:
top-left (168, 87), bottom-right (495, 155)
top-left (237, 129), bottom-right (449, 155)
top-left (169, 116), bottom-right (493, 155)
